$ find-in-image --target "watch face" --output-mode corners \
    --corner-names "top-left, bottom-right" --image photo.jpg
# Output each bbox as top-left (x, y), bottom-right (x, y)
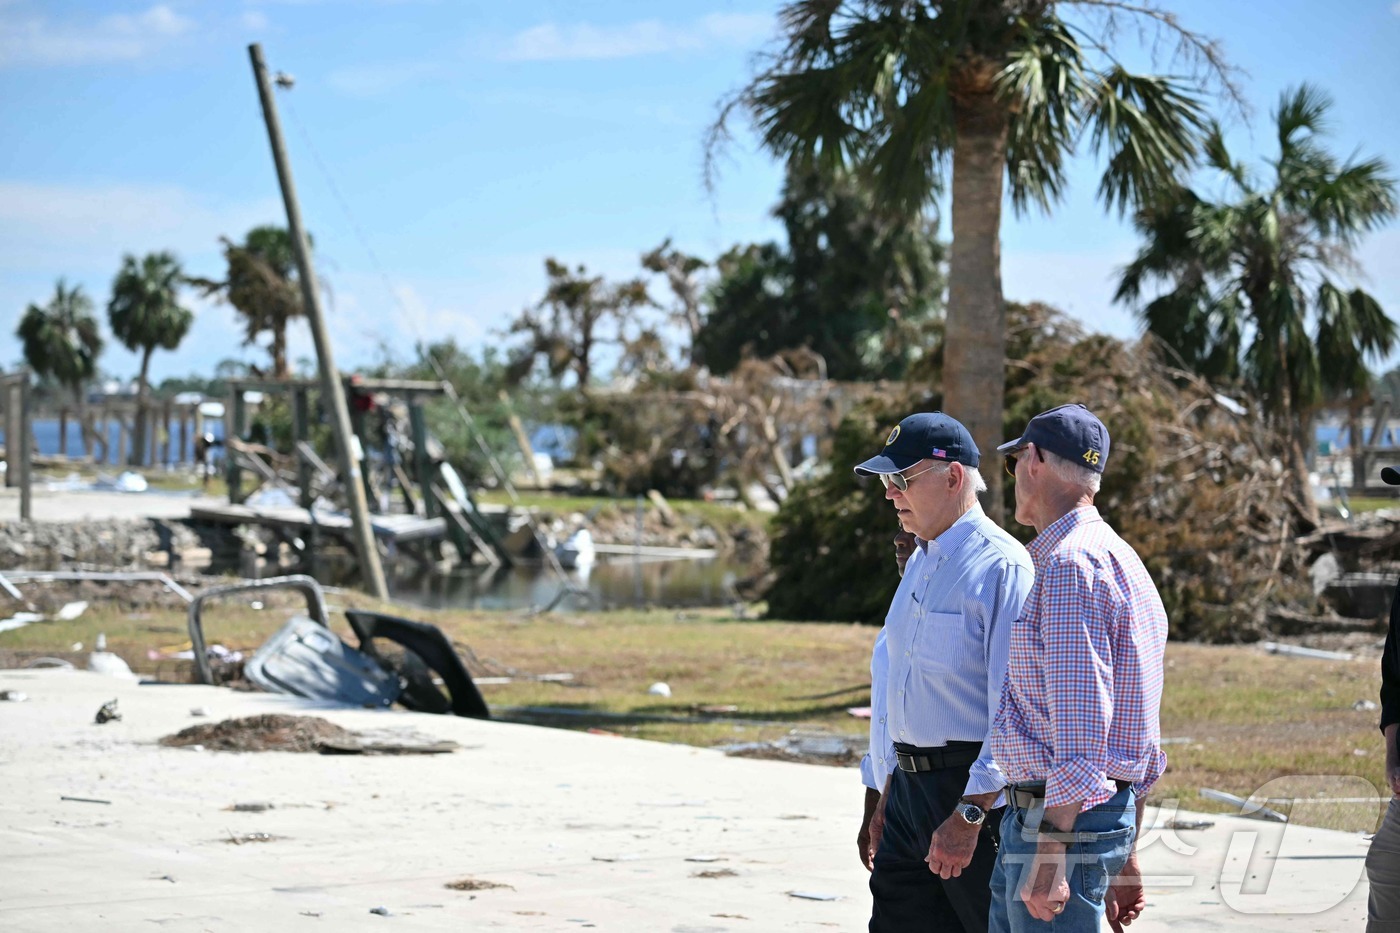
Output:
top-left (960, 803), bottom-right (985, 825)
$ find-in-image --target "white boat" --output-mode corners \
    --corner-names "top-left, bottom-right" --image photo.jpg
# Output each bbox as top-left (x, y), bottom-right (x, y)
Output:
top-left (555, 528), bottom-right (595, 570)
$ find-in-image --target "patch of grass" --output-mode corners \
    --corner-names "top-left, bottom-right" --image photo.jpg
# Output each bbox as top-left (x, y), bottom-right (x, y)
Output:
top-left (2, 596), bottom-right (1387, 831)
top-left (1343, 495), bottom-right (1400, 514)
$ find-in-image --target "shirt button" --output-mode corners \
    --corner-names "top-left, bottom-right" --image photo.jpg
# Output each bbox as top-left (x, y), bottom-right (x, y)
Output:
top-left (923, 574), bottom-right (929, 581)
top-left (879, 717), bottom-right (885, 723)
top-left (904, 650), bottom-right (911, 657)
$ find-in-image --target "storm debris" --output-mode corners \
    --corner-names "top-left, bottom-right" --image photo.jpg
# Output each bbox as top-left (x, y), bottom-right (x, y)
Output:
top-left (94, 699), bottom-right (121, 724)
top-left (445, 878), bottom-right (514, 892)
top-left (160, 714), bottom-right (460, 755)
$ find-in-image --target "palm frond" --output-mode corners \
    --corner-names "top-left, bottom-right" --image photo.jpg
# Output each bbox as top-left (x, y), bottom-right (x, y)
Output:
top-left (1000, 15), bottom-right (1089, 214)
top-left (1084, 67), bottom-right (1207, 216)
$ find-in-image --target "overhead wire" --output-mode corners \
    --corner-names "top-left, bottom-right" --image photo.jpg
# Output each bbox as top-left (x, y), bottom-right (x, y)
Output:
top-left (278, 91), bottom-right (588, 611)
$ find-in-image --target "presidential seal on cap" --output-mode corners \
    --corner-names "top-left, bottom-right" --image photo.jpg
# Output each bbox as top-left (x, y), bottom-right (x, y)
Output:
top-left (998, 403), bottom-right (1111, 474)
top-left (854, 411), bottom-right (980, 476)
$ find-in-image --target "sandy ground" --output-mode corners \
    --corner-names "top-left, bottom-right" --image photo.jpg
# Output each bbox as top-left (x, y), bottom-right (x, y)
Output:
top-left (0, 668), bottom-right (1373, 932)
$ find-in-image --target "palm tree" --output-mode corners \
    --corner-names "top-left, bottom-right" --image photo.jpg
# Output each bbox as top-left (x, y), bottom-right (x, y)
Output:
top-left (714, 0), bottom-right (1227, 518)
top-left (108, 251), bottom-right (195, 465)
top-left (1117, 84), bottom-right (1397, 527)
top-left (17, 279), bottom-right (104, 457)
top-left (191, 225), bottom-right (305, 378)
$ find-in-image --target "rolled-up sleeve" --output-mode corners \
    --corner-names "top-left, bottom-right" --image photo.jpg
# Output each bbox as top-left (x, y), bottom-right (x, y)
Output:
top-left (1040, 559), bottom-right (1116, 810)
top-left (965, 561), bottom-right (1033, 797)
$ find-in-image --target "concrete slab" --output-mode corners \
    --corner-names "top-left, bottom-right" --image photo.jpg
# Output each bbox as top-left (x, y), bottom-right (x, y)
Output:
top-left (0, 487), bottom-right (224, 524)
top-left (0, 669), bottom-right (1373, 931)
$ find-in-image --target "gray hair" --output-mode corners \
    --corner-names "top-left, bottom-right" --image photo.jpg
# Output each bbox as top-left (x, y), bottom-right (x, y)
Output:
top-left (1042, 449), bottom-right (1102, 495)
top-left (964, 465), bottom-right (988, 495)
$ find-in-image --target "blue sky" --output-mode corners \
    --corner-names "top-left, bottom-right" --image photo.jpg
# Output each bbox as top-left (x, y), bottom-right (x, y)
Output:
top-left (2, 0), bottom-right (1398, 384)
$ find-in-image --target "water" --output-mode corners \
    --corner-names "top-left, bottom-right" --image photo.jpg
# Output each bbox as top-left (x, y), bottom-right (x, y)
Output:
top-left (2, 418), bottom-right (224, 466)
top-left (375, 555), bottom-right (743, 613)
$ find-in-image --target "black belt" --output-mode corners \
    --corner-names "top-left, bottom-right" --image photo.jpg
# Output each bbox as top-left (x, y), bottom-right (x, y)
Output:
top-left (894, 741), bottom-right (982, 773)
top-left (1009, 779), bottom-right (1132, 810)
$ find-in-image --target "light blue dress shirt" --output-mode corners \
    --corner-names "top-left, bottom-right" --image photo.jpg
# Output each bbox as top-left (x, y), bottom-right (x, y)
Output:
top-left (882, 503), bottom-right (1034, 796)
top-left (859, 546), bottom-right (927, 791)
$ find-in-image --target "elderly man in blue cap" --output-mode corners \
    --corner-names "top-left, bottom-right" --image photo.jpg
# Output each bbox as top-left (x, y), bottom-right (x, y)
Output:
top-left (855, 411), bottom-right (1034, 933)
top-left (989, 403), bottom-right (1168, 933)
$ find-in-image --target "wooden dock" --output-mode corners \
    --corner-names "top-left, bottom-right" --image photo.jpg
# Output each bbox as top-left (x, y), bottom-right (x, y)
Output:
top-left (188, 503), bottom-right (448, 568)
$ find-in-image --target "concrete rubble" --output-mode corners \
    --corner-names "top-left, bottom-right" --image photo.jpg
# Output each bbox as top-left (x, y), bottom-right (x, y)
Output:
top-left (0, 668), bottom-right (1374, 931)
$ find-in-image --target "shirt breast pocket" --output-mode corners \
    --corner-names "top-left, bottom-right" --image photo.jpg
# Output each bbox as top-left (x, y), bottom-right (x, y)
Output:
top-left (912, 610), bottom-right (972, 673)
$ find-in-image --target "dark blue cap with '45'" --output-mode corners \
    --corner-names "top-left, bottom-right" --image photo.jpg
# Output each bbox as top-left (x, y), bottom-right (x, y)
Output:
top-left (853, 411), bottom-right (980, 475)
top-left (998, 403), bottom-right (1110, 473)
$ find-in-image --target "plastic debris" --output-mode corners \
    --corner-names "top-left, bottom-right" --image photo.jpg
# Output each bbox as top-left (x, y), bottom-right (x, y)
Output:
top-left (190, 707), bottom-right (210, 717)
top-left (1261, 641), bottom-right (1353, 662)
top-left (369, 906), bottom-right (391, 916)
top-left (1164, 819), bottom-right (1215, 831)
top-left (88, 633), bottom-right (136, 680)
top-left (648, 682), bottom-right (672, 697)
top-left (56, 601), bottom-right (88, 621)
top-left (94, 699), bottom-right (121, 724)
top-left (787, 891), bottom-right (843, 901)
top-left (0, 690), bottom-right (28, 702)
top-left (1199, 787), bottom-right (1288, 822)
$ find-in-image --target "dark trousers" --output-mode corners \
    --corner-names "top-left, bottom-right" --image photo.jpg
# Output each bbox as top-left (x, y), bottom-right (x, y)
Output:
top-left (870, 762), bottom-right (999, 933)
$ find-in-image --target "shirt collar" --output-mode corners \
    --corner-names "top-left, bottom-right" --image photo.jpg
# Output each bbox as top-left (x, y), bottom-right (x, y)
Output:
top-left (1028, 505), bottom-right (1102, 563)
top-left (914, 502), bottom-right (984, 561)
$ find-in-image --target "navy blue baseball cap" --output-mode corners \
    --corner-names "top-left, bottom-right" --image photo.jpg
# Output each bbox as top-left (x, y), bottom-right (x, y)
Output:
top-left (997, 403), bottom-right (1110, 473)
top-left (854, 411), bottom-right (980, 475)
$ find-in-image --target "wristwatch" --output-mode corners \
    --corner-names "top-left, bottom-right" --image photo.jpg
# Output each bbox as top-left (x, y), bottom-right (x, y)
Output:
top-left (956, 801), bottom-right (986, 826)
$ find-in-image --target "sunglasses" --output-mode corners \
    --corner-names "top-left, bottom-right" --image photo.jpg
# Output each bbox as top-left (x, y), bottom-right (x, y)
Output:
top-left (1003, 445), bottom-right (1044, 477)
top-left (879, 462), bottom-right (946, 491)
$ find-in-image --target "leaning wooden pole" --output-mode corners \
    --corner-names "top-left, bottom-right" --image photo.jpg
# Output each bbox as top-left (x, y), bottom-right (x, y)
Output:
top-left (248, 43), bottom-right (388, 600)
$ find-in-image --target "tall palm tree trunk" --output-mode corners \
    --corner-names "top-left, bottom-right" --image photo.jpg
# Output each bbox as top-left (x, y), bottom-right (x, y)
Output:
top-left (945, 84), bottom-right (1009, 521)
top-left (130, 347), bottom-right (153, 466)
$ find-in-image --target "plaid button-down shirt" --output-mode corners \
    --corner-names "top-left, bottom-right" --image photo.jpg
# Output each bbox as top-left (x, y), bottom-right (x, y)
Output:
top-left (991, 506), bottom-right (1168, 811)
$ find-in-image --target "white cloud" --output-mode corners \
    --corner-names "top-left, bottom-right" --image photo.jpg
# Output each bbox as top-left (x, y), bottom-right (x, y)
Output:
top-left (241, 10), bottom-right (270, 31)
top-left (498, 12), bottom-right (773, 62)
top-left (0, 3), bottom-right (194, 68)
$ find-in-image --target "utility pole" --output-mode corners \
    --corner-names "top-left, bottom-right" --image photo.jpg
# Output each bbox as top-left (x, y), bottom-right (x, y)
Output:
top-left (247, 43), bottom-right (388, 600)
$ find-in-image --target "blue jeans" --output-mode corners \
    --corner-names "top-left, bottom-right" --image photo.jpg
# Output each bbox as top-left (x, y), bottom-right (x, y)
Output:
top-left (988, 786), bottom-right (1136, 933)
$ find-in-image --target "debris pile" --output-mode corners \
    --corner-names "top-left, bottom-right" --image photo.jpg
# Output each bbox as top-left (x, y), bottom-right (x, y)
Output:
top-left (160, 714), bottom-right (358, 752)
top-left (159, 713), bottom-right (461, 755)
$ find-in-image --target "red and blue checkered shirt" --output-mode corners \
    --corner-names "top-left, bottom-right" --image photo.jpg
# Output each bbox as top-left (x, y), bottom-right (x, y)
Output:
top-left (991, 506), bottom-right (1168, 811)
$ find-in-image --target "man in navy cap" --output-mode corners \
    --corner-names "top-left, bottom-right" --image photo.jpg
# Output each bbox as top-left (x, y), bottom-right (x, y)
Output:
top-left (855, 411), bottom-right (1034, 933)
top-left (988, 404), bottom-right (1167, 933)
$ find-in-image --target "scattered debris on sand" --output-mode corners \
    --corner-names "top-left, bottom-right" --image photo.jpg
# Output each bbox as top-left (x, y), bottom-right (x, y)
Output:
top-left (445, 878), bottom-right (513, 892)
top-left (159, 713), bottom-right (460, 755)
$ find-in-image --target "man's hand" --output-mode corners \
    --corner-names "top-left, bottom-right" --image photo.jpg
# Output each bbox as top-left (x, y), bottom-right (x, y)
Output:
top-left (926, 813), bottom-right (980, 879)
top-left (858, 787), bottom-right (881, 871)
top-left (1020, 838), bottom-right (1071, 921)
top-left (1106, 853), bottom-right (1145, 931)
top-left (894, 531), bottom-right (916, 577)
top-left (867, 783), bottom-right (890, 867)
